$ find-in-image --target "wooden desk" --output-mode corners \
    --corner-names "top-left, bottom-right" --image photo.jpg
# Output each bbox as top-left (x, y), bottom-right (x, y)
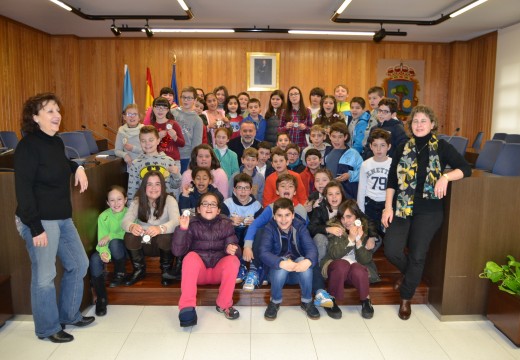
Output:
top-left (424, 170), bottom-right (520, 318)
top-left (0, 156), bottom-right (125, 314)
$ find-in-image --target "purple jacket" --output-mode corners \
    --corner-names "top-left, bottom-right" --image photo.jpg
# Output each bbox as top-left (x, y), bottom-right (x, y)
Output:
top-left (172, 214), bottom-right (241, 268)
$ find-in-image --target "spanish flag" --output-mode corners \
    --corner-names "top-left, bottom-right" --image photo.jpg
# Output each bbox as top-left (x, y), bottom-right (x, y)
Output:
top-left (145, 67), bottom-right (155, 109)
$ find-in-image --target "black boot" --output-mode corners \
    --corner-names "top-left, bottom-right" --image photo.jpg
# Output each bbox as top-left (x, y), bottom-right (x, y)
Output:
top-left (160, 249), bottom-right (176, 286)
top-left (109, 258), bottom-right (127, 288)
top-left (172, 255), bottom-right (183, 280)
top-left (124, 249), bottom-right (146, 286)
top-left (91, 275), bottom-right (107, 316)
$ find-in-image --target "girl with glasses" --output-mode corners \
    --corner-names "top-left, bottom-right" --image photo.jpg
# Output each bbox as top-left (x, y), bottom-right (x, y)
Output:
top-left (173, 192), bottom-right (241, 327)
top-left (115, 103), bottom-right (144, 168)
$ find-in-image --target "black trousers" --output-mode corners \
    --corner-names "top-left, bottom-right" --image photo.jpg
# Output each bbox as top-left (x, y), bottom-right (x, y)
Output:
top-left (383, 211), bottom-right (443, 300)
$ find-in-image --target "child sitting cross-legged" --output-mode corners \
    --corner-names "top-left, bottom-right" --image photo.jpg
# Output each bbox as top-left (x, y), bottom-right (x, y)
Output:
top-left (224, 173), bottom-right (263, 284)
top-left (173, 193), bottom-right (242, 327)
top-left (258, 198), bottom-right (320, 320)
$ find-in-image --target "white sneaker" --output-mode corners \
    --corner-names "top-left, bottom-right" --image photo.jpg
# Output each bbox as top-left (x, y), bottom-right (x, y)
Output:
top-left (314, 289), bottom-right (334, 308)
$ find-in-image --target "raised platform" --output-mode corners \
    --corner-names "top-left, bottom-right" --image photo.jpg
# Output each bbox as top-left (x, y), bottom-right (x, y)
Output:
top-left (104, 251), bottom-right (428, 307)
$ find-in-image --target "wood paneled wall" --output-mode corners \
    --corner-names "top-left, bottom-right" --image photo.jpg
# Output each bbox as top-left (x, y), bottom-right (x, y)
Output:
top-left (0, 15), bottom-right (496, 147)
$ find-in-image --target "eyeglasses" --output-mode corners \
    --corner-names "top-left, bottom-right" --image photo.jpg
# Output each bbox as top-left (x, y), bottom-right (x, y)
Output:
top-left (125, 113), bottom-right (138, 117)
top-left (181, 96), bottom-right (194, 101)
top-left (235, 186), bottom-right (251, 191)
top-left (288, 93), bottom-right (300, 97)
top-left (154, 105), bottom-right (169, 111)
top-left (378, 109), bottom-right (391, 115)
top-left (200, 202), bottom-right (218, 209)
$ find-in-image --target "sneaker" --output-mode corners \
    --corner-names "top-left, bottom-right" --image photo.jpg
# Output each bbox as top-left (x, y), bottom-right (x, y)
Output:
top-left (236, 264), bottom-right (247, 284)
top-left (313, 289), bottom-right (334, 308)
top-left (264, 301), bottom-right (280, 321)
top-left (257, 266), bottom-right (269, 286)
top-left (179, 307), bottom-right (197, 327)
top-left (300, 301), bottom-right (320, 320)
top-left (324, 298), bottom-right (342, 319)
top-left (242, 270), bottom-right (259, 291)
top-left (216, 305), bottom-right (240, 320)
top-left (361, 299), bottom-right (374, 319)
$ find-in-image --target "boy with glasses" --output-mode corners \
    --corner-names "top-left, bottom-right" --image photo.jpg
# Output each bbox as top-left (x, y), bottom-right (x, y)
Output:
top-left (228, 147), bottom-right (265, 204)
top-left (363, 98), bottom-right (408, 159)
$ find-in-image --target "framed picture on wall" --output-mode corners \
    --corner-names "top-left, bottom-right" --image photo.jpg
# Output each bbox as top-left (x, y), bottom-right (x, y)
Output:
top-left (247, 52), bottom-right (280, 91)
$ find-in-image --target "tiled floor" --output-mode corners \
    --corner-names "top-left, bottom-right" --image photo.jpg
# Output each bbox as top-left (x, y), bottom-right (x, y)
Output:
top-left (0, 304), bottom-right (518, 360)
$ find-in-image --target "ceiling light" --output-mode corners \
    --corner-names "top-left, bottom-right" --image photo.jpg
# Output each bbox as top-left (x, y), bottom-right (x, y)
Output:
top-left (151, 28), bottom-right (235, 33)
top-left (450, 0), bottom-right (488, 18)
top-left (49, 0), bottom-right (72, 11)
top-left (177, 0), bottom-right (189, 11)
top-left (143, 20), bottom-right (153, 37)
top-left (110, 21), bottom-right (121, 36)
top-left (336, 0), bottom-right (353, 15)
top-left (373, 28), bottom-right (386, 43)
top-left (289, 30), bottom-right (374, 36)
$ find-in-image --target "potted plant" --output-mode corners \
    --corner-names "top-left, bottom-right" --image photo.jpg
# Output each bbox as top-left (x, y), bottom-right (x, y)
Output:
top-left (480, 255), bottom-right (520, 346)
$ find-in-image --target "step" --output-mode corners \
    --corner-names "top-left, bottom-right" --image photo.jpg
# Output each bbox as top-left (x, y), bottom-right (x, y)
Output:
top-left (105, 272), bottom-right (428, 307)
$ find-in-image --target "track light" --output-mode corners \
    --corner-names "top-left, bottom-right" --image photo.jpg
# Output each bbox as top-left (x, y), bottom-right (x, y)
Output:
top-left (373, 28), bottom-right (386, 43)
top-left (49, 0), bottom-right (72, 11)
top-left (450, 0), bottom-right (488, 18)
top-left (110, 20), bottom-right (121, 36)
top-left (143, 20), bottom-right (154, 37)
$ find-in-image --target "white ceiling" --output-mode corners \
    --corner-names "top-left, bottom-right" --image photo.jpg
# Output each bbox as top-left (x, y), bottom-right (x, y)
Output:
top-left (1, 0), bottom-right (519, 42)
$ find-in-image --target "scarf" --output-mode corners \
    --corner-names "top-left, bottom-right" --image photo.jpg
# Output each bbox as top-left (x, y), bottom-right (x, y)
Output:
top-left (395, 134), bottom-right (441, 218)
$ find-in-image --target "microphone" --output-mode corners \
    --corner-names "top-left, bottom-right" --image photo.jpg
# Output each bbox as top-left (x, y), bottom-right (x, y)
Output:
top-left (82, 125), bottom-right (114, 145)
top-left (103, 123), bottom-right (119, 135)
top-left (447, 127), bottom-right (460, 143)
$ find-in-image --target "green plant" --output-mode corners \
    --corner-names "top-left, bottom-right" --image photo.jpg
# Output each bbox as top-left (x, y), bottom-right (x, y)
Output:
top-left (480, 255), bottom-right (520, 295)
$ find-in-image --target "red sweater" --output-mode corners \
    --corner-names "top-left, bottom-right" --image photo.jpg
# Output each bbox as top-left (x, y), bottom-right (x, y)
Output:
top-left (262, 170), bottom-right (308, 207)
top-left (153, 120), bottom-right (185, 160)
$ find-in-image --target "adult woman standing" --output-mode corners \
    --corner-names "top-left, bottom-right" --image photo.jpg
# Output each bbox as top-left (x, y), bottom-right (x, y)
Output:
top-left (382, 105), bottom-right (471, 320)
top-left (14, 93), bottom-right (93, 343)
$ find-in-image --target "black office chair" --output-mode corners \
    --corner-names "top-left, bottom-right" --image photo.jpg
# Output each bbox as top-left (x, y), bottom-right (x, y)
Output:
top-left (492, 143), bottom-right (520, 176)
top-left (504, 134), bottom-right (520, 144)
top-left (0, 131), bottom-right (19, 150)
top-left (492, 133), bottom-right (507, 141)
top-left (475, 140), bottom-right (505, 172)
top-left (471, 131), bottom-right (484, 152)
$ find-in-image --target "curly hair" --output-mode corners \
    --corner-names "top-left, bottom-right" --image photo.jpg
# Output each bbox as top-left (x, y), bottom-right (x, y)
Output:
top-left (21, 93), bottom-right (63, 133)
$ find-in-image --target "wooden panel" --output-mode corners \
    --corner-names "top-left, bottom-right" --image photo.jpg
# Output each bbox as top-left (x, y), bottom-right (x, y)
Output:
top-left (1, 15), bottom-right (497, 149)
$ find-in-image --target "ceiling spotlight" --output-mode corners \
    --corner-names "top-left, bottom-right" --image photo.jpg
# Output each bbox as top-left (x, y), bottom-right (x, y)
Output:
top-left (143, 20), bottom-right (153, 37)
top-left (110, 20), bottom-right (121, 36)
top-left (373, 28), bottom-right (386, 43)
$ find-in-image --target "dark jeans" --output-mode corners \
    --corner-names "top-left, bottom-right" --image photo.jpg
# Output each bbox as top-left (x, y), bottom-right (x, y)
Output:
top-left (364, 197), bottom-right (385, 236)
top-left (89, 239), bottom-right (127, 277)
top-left (384, 211), bottom-right (443, 300)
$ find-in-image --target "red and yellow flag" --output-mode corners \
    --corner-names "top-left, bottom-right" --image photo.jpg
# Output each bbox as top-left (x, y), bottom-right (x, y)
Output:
top-left (145, 67), bottom-right (155, 109)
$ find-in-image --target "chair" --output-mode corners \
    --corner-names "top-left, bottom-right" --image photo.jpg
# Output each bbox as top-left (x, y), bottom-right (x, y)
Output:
top-left (59, 132), bottom-right (91, 159)
top-left (504, 134), bottom-right (520, 144)
top-left (492, 143), bottom-right (520, 176)
top-left (0, 131), bottom-right (19, 150)
top-left (79, 130), bottom-right (99, 154)
top-left (492, 133), bottom-right (507, 140)
top-left (471, 131), bottom-right (484, 152)
top-left (437, 134), bottom-right (449, 141)
top-left (447, 136), bottom-right (469, 156)
top-left (475, 140), bottom-right (505, 171)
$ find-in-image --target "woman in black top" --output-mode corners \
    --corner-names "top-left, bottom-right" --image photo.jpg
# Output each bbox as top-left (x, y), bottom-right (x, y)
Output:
top-left (381, 105), bottom-right (471, 321)
top-left (14, 93), bottom-right (93, 343)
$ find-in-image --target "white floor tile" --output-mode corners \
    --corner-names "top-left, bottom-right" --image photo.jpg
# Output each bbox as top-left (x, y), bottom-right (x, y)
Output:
top-left (131, 305), bottom-right (182, 333)
top-left (251, 306), bottom-right (311, 334)
top-left (0, 320), bottom-right (21, 341)
top-left (72, 305), bottom-right (144, 333)
top-left (47, 331), bottom-right (128, 360)
top-left (191, 305), bottom-right (251, 334)
top-left (371, 329), bottom-right (450, 360)
top-left (430, 328), bottom-right (515, 360)
top-left (251, 333), bottom-right (317, 360)
top-left (184, 333), bottom-right (250, 360)
top-left (313, 332), bottom-right (384, 359)
top-left (477, 320), bottom-right (520, 359)
top-left (414, 305), bottom-right (490, 331)
top-left (363, 304), bottom-right (427, 332)
top-left (117, 332), bottom-right (190, 360)
top-left (0, 329), bottom-right (58, 360)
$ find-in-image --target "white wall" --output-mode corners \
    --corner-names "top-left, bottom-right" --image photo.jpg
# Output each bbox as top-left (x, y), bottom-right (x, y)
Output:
top-left (492, 22), bottom-right (520, 135)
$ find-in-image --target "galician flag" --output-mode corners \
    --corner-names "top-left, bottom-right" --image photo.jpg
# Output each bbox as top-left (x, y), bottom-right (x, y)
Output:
top-left (122, 64), bottom-right (135, 111)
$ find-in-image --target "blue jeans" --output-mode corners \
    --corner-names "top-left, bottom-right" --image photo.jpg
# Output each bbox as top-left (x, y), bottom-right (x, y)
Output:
top-left (89, 239), bottom-right (126, 277)
top-left (180, 158), bottom-right (190, 174)
top-left (15, 217), bottom-right (89, 338)
top-left (269, 257), bottom-right (313, 304)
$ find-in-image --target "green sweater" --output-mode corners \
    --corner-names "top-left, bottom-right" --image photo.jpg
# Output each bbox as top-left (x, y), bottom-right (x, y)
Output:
top-left (96, 207), bottom-right (128, 260)
top-left (213, 147), bottom-right (239, 181)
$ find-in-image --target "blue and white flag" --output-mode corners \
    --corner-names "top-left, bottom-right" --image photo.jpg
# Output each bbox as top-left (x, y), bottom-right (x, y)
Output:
top-left (122, 64), bottom-right (135, 111)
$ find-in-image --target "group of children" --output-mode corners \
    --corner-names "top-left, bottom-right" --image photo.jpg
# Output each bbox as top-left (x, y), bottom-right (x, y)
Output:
top-left (90, 83), bottom-right (409, 327)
